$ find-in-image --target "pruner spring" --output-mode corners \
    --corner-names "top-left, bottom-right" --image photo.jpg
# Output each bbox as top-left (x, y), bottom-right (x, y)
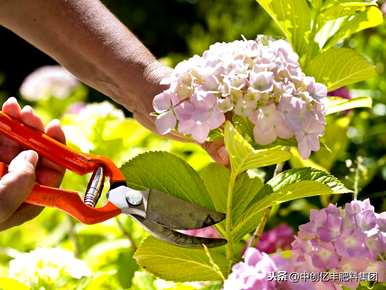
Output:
top-left (84, 166), bottom-right (105, 207)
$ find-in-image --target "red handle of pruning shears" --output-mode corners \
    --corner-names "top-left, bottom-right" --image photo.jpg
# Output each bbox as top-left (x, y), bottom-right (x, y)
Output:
top-left (0, 111), bottom-right (123, 224)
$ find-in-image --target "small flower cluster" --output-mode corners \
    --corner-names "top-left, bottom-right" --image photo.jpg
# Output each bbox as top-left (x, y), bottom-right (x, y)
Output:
top-left (223, 247), bottom-right (277, 290)
top-left (20, 65), bottom-right (80, 101)
top-left (153, 36), bottom-right (328, 158)
top-left (286, 199), bottom-right (386, 289)
top-left (256, 224), bottom-right (294, 254)
top-left (223, 199), bottom-right (386, 290)
top-left (9, 247), bottom-right (91, 286)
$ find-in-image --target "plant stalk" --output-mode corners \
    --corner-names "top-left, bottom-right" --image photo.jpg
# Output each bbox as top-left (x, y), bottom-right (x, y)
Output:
top-left (116, 217), bottom-right (137, 251)
top-left (247, 162), bottom-right (284, 249)
top-left (225, 172), bottom-right (237, 271)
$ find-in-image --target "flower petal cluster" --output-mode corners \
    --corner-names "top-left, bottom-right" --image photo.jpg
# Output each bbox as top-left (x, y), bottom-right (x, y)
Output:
top-left (223, 248), bottom-right (277, 290)
top-left (256, 224), bottom-right (294, 254)
top-left (225, 199), bottom-right (385, 290)
top-left (153, 36), bottom-right (327, 158)
top-left (285, 199), bottom-right (386, 289)
top-left (9, 247), bottom-right (91, 286)
top-left (20, 65), bottom-right (80, 101)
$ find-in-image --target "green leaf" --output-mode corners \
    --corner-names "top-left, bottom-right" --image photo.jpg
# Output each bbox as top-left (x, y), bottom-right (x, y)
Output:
top-left (324, 6), bottom-right (383, 49)
top-left (318, 2), bottom-right (374, 23)
top-left (326, 96), bottom-right (372, 115)
top-left (232, 168), bottom-right (352, 239)
top-left (120, 151), bottom-right (213, 209)
top-left (199, 163), bottom-right (229, 213)
top-left (134, 237), bottom-right (227, 282)
top-left (232, 173), bottom-right (264, 224)
top-left (224, 122), bottom-right (292, 176)
top-left (306, 48), bottom-right (377, 91)
top-left (130, 271), bottom-right (156, 290)
top-left (199, 164), bottom-right (264, 236)
top-left (314, 116), bottom-right (351, 170)
top-left (256, 0), bottom-right (313, 56)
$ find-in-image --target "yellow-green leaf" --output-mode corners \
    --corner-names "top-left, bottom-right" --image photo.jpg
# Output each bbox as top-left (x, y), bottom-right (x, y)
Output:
top-left (224, 122), bottom-right (291, 176)
top-left (319, 2), bottom-right (375, 23)
top-left (324, 6), bottom-right (383, 49)
top-left (256, 0), bottom-right (313, 56)
top-left (134, 237), bottom-right (227, 282)
top-left (326, 96), bottom-right (372, 115)
top-left (232, 168), bottom-right (352, 239)
top-left (306, 48), bottom-right (376, 91)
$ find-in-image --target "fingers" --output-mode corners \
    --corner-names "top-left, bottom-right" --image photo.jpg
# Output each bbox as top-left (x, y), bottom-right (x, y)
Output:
top-left (0, 150), bottom-right (38, 223)
top-left (0, 98), bottom-right (22, 163)
top-left (37, 119), bottom-right (66, 187)
top-left (0, 203), bottom-right (43, 231)
top-left (0, 97), bottom-right (45, 163)
top-left (2, 97), bottom-right (22, 118)
top-left (202, 140), bottom-right (229, 166)
top-left (20, 105), bottom-right (45, 131)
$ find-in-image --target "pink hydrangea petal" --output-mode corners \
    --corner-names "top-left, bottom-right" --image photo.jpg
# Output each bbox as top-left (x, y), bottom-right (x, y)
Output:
top-left (253, 122), bottom-right (277, 145)
top-left (295, 132), bottom-right (312, 159)
top-left (155, 110), bottom-right (176, 135)
top-left (189, 122), bottom-right (210, 143)
top-left (153, 91), bottom-right (173, 113)
top-left (207, 107), bottom-right (225, 130)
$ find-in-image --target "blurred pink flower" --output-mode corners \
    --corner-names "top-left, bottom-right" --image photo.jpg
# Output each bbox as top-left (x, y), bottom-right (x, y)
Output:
top-left (256, 224), bottom-right (294, 254)
top-left (328, 87), bottom-right (351, 100)
top-left (20, 65), bottom-right (80, 101)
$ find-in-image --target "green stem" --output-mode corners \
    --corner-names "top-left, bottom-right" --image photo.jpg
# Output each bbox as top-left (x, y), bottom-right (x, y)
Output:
top-left (247, 207), bottom-right (271, 248)
top-left (116, 217), bottom-right (137, 251)
top-left (247, 162), bottom-right (284, 248)
top-left (353, 160), bottom-right (360, 200)
top-left (68, 217), bottom-right (80, 257)
top-left (225, 172), bottom-right (237, 271)
top-left (203, 244), bottom-right (225, 281)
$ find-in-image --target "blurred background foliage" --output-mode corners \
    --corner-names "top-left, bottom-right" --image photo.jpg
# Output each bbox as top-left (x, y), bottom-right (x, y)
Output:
top-left (0, 0), bottom-right (385, 289)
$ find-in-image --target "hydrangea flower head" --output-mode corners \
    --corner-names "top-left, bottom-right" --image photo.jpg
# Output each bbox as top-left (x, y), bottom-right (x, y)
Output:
top-left (20, 65), bottom-right (80, 101)
top-left (153, 36), bottom-right (327, 158)
top-left (286, 199), bottom-right (386, 289)
top-left (225, 199), bottom-right (385, 290)
top-left (223, 248), bottom-right (277, 290)
top-left (9, 247), bottom-right (91, 287)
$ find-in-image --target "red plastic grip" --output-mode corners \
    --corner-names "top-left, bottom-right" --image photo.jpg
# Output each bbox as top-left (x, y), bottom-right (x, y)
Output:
top-left (0, 112), bottom-right (125, 223)
top-left (0, 112), bottom-right (125, 181)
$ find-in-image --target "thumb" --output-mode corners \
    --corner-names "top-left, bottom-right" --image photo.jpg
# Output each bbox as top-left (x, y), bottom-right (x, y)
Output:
top-left (0, 150), bottom-right (38, 222)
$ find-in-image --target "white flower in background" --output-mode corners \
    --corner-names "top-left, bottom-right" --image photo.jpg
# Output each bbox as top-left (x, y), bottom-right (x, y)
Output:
top-left (62, 101), bottom-right (125, 152)
top-left (9, 248), bottom-right (91, 286)
top-left (77, 101), bottom-right (125, 120)
top-left (153, 36), bottom-right (328, 159)
top-left (20, 65), bottom-right (80, 101)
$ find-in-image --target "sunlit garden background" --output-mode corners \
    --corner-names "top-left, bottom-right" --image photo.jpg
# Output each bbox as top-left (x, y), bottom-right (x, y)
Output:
top-left (0, 0), bottom-right (385, 289)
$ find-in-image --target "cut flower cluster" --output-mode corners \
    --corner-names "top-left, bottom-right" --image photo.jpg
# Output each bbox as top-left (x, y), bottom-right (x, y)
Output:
top-left (224, 199), bottom-right (386, 290)
top-left (153, 36), bottom-right (328, 158)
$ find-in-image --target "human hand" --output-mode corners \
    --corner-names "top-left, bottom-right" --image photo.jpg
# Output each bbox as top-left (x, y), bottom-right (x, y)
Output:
top-left (0, 97), bottom-right (65, 230)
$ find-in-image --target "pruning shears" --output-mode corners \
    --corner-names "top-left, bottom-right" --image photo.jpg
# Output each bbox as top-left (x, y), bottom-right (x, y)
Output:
top-left (0, 111), bottom-right (226, 248)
